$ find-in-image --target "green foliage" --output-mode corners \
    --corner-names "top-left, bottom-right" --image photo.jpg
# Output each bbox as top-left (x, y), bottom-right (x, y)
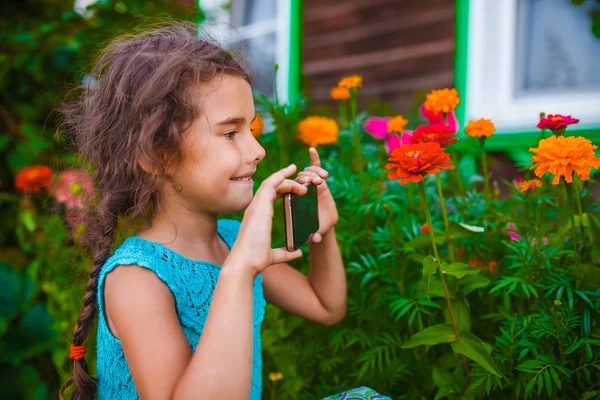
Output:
top-left (1, 0), bottom-right (199, 397)
top-left (2, 2), bottom-right (600, 399)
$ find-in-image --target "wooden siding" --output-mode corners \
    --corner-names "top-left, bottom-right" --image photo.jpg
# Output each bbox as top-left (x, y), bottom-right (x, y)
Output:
top-left (302, 0), bottom-right (455, 110)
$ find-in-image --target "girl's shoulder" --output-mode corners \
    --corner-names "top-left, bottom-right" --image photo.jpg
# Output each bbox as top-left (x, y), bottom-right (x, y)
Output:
top-left (102, 217), bottom-right (242, 276)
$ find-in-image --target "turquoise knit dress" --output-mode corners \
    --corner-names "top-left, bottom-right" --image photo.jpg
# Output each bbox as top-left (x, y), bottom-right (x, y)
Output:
top-left (96, 219), bottom-right (265, 399)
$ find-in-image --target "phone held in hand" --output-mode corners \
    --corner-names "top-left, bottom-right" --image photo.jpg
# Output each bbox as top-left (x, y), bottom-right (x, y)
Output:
top-left (283, 183), bottom-right (319, 252)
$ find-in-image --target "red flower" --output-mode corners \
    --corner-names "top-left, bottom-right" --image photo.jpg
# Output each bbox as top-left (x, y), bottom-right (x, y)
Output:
top-left (15, 165), bottom-right (53, 193)
top-left (537, 114), bottom-right (579, 131)
top-left (402, 124), bottom-right (458, 147)
top-left (420, 223), bottom-right (429, 234)
top-left (385, 142), bottom-right (455, 184)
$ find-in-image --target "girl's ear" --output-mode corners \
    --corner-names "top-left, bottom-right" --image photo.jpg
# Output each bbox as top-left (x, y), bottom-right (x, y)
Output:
top-left (137, 152), bottom-right (169, 177)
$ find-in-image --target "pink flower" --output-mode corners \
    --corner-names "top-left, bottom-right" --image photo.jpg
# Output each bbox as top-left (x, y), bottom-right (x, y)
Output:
top-left (537, 114), bottom-right (579, 131)
top-left (54, 169), bottom-right (94, 210)
top-left (507, 222), bottom-right (521, 241)
top-left (385, 134), bottom-right (401, 153)
top-left (364, 116), bottom-right (391, 139)
top-left (420, 104), bottom-right (459, 132)
top-left (364, 116), bottom-right (401, 154)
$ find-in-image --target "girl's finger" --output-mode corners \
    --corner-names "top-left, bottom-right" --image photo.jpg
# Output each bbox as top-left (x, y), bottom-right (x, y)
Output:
top-left (303, 166), bottom-right (328, 177)
top-left (258, 164), bottom-right (297, 199)
top-left (275, 179), bottom-right (308, 197)
top-left (310, 232), bottom-right (322, 243)
top-left (309, 147), bottom-right (321, 167)
top-left (297, 171), bottom-right (323, 184)
top-left (270, 247), bottom-right (303, 265)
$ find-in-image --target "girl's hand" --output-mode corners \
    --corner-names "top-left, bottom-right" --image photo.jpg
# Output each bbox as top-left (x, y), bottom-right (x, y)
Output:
top-left (226, 164), bottom-right (308, 276)
top-left (294, 147), bottom-right (339, 243)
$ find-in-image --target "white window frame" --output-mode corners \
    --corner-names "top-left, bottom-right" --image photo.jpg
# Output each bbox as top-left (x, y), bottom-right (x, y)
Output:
top-left (200, 0), bottom-right (293, 103)
top-left (465, 0), bottom-right (600, 133)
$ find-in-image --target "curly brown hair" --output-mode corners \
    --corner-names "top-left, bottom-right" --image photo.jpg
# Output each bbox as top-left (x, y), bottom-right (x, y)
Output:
top-left (58, 21), bottom-right (252, 400)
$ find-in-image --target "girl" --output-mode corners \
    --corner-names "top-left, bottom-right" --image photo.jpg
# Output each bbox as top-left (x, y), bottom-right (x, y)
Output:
top-left (59, 22), bottom-right (348, 399)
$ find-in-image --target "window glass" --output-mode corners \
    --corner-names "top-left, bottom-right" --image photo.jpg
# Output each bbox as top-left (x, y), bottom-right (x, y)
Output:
top-left (515, 0), bottom-right (600, 97)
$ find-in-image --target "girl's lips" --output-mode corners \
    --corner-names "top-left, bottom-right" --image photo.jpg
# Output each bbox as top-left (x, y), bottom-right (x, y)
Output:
top-left (230, 177), bottom-right (253, 184)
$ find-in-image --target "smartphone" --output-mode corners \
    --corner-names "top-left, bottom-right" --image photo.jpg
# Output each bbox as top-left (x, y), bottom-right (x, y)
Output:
top-left (282, 183), bottom-right (320, 251)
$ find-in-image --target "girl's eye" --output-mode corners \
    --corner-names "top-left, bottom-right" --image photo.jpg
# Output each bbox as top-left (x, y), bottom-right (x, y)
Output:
top-left (224, 131), bottom-right (237, 139)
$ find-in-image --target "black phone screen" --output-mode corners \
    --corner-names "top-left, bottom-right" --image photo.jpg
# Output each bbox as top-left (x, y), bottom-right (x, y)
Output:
top-left (288, 184), bottom-right (319, 250)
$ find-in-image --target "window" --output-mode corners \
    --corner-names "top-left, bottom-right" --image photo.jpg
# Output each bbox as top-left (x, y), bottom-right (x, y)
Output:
top-left (199, 0), bottom-right (298, 102)
top-left (457, 0), bottom-right (600, 141)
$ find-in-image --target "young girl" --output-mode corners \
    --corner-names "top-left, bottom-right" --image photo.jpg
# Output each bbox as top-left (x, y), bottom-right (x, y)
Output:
top-left (58, 22), bottom-right (348, 399)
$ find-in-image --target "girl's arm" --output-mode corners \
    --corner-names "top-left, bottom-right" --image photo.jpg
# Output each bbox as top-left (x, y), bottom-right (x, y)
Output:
top-left (105, 261), bottom-right (255, 400)
top-left (261, 227), bottom-right (347, 325)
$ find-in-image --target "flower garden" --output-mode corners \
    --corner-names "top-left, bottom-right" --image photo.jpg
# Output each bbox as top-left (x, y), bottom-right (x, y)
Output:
top-left (2, 4), bottom-right (600, 399)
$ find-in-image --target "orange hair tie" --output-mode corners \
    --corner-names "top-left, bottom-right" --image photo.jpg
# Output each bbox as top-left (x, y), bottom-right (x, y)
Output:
top-left (70, 345), bottom-right (87, 360)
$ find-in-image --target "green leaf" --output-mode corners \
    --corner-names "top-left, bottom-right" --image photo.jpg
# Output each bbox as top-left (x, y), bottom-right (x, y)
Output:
top-left (442, 262), bottom-right (482, 279)
top-left (19, 210), bottom-right (36, 232)
top-left (434, 387), bottom-right (456, 400)
top-left (451, 331), bottom-right (502, 377)
top-left (525, 377), bottom-right (536, 397)
top-left (544, 370), bottom-right (552, 396)
top-left (405, 231), bottom-right (445, 250)
top-left (448, 221), bottom-right (485, 240)
top-left (444, 298), bottom-right (471, 332)
top-left (401, 324), bottom-right (457, 349)
top-left (422, 256), bottom-right (438, 300)
top-left (460, 274), bottom-right (491, 296)
top-left (550, 368), bottom-right (561, 390)
top-left (466, 376), bottom-right (487, 393)
top-left (432, 367), bottom-right (453, 388)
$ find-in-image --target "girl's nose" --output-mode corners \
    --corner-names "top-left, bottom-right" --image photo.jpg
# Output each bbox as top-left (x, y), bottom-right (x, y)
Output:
top-left (250, 134), bottom-right (266, 163)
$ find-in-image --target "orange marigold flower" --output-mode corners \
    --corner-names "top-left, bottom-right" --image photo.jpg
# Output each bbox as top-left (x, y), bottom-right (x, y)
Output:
top-left (297, 116), bottom-right (339, 147)
top-left (530, 135), bottom-right (600, 184)
top-left (385, 142), bottom-right (455, 184)
top-left (15, 165), bottom-right (53, 193)
top-left (338, 75), bottom-right (363, 89)
top-left (330, 86), bottom-right (350, 101)
top-left (424, 88), bottom-right (460, 114)
top-left (465, 118), bottom-right (496, 138)
top-left (518, 179), bottom-right (542, 193)
top-left (251, 113), bottom-right (264, 138)
top-left (387, 115), bottom-right (408, 133)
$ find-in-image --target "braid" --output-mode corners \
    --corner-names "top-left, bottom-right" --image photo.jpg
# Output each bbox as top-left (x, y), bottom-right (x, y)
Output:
top-left (59, 203), bottom-right (119, 400)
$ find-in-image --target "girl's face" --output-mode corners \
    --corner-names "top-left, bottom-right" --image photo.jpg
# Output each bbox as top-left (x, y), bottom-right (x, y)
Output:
top-left (166, 74), bottom-right (266, 214)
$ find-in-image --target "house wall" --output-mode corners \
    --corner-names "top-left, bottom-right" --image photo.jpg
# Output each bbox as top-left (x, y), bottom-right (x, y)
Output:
top-left (302, 0), bottom-right (455, 110)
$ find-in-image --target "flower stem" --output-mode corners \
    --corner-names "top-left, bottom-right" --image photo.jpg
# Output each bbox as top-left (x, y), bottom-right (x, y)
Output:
top-left (436, 173), bottom-right (455, 263)
top-left (339, 101), bottom-right (349, 129)
top-left (481, 144), bottom-right (490, 202)
top-left (349, 90), bottom-right (367, 198)
top-left (418, 180), bottom-right (469, 381)
top-left (573, 181), bottom-right (587, 255)
top-left (269, 382), bottom-right (277, 400)
top-left (564, 180), bottom-right (581, 287)
top-left (418, 181), bottom-right (459, 336)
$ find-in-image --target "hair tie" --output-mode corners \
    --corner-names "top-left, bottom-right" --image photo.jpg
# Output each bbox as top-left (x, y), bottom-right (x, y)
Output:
top-left (70, 345), bottom-right (87, 360)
